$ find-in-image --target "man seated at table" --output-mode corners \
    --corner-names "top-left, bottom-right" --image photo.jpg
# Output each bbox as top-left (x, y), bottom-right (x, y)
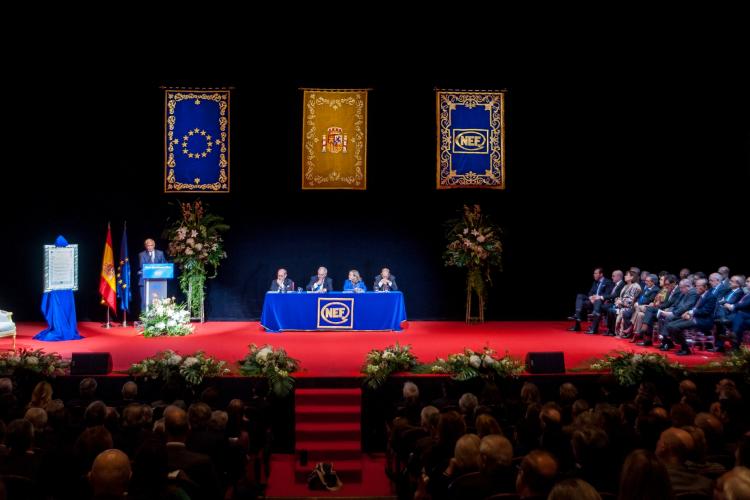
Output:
top-left (373, 267), bottom-right (398, 291)
top-left (269, 268), bottom-right (294, 292)
top-left (343, 269), bottom-right (367, 293)
top-left (306, 266), bottom-right (333, 293)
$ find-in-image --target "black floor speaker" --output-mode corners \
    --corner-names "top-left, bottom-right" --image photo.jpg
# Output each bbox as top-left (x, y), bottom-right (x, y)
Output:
top-left (525, 351), bottom-right (565, 374)
top-left (70, 352), bottom-right (112, 375)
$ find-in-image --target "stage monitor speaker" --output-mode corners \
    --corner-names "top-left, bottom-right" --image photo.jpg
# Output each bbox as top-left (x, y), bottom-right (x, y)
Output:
top-left (525, 351), bottom-right (565, 374)
top-left (70, 352), bottom-right (112, 375)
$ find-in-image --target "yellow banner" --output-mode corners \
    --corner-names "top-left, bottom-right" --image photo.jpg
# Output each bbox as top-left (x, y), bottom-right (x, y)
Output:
top-left (302, 90), bottom-right (368, 190)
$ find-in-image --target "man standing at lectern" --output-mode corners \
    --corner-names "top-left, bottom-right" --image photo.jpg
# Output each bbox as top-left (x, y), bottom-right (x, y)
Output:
top-left (138, 238), bottom-right (166, 311)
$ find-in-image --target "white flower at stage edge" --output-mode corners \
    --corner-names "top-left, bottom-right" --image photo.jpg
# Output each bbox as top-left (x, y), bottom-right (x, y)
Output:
top-left (256, 347), bottom-right (273, 362)
top-left (482, 355), bottom-right (495, 367)
top-left (155, 322), bottom-right (166, 330)
top-left (167, 354), bottom-right (182, 365)
top-left (383, 351), bottom-right (395, 360)
top-left (183, 357), bottom-right (199, 368)
top-left (167, 319), bottom-right (177, 327)
top-left (469, 355), bottom-right (482, 368)
top-left (25, 356), bottom-right (39, 366)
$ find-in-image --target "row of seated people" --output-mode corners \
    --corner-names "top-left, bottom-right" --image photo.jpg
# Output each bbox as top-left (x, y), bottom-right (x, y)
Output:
top-left (569, 266), bottom-right (750, 355)
top-left (386, 378), bottom-right (750, 500)
top-left (0, 376), bottom-right (272, 499)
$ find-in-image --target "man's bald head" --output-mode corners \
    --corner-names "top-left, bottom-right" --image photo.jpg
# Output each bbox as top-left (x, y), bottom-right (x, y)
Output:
top-left (656, 427), bottom-right (694, 464)
top-left (517, 450), bottom-right (558, 497)
top-left (717, 466), bottom-right (750, 500)
top-left (164, 405), bottom-right (189, 442)
top-left (480, 434), bottom-right (513, 470)
top-left (453, 433), bottom-right (481, 471)
top-left (680, 379), bottom-right (697, 394)
top-left (89, 449), bottom-right (131, 498)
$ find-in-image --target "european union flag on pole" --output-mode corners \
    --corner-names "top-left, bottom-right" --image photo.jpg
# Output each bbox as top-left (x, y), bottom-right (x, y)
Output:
top-left (116, 223), bottom-right (131, 314)
top-left (436, 90), bottom-right (506, 189)
top-left (165, 89), bottom-right (230, 193)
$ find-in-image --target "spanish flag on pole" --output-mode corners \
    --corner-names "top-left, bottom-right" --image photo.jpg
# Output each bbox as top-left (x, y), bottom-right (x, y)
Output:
top-left (99, 223), bottom-right (117, 313)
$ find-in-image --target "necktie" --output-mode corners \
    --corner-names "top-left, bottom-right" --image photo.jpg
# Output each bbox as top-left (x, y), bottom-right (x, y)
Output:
top-left (596, 281), bottom-right (603, 295)
top-left (150, 252), bottom-right (154, 263)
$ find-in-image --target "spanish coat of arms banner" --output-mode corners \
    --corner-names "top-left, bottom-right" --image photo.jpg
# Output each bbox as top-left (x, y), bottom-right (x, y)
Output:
top-left (436, 90), bottom-right (505, 189)
top-left (165, 89), bottom-right (230, 193)
top-left (301, 89), bottom-right (368, 190)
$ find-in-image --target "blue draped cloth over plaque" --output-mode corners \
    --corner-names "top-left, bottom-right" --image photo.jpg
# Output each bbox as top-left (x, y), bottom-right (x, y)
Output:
top-left (165, 89), bottom-right (230, 192)
top-left (437, 90), bottom-right (506, 189)
top-left (35, 236), bottom-right (82, 341)
top-left (261, 292), bottom-right (407, 332)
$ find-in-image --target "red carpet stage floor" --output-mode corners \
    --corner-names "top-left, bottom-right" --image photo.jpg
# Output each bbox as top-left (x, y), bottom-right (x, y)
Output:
top-left (13, 321), bottom-right (722, 375)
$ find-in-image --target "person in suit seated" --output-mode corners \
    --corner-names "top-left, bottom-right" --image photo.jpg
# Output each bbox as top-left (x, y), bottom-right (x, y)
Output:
top-left (709, 272), bottom-right (731, 301)
top-left (306, 266), bottom-right (333, 293)
top-left (269, 268), bottom-right (294, 292)
top-left (597, 270), bottom-right (625, 335)
top-left (164, 405), bottom-right (219, 499)
top-left (343, 269), bottom-right (366, 293)
top-left (373, 267), bottom-right (398, 291)
top-left (713, 275), bottom-right (746, 341)
top-left (568, 267), bottom-right (613, 332)
top-left (664, 278), bottom-right (717, 355)
top-left (138, 238), bottom-right (167, 312)
top-left (716, 276), bottom-right (750, 352)
top-left (656, 279), bottom-right (699, 348)
top-left (610, 270), bottom-right (641, 337)
top-left (621, 273), bottom-right (659, 338)
top-left (633, 274), bottom-right (679, 346)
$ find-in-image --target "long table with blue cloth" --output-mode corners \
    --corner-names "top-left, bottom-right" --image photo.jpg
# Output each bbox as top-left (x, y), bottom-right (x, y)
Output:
top-left (260, 291), bottom-right (407, 332)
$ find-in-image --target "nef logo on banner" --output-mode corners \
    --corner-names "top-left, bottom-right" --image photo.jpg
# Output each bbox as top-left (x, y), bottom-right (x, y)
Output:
top-left (317, 298), bottom-right (354, 329)
top-left (452, 129), bottom-right (489, 154)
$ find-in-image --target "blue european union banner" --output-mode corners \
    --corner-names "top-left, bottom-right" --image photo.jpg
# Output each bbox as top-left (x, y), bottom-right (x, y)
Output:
top-left (117, 224), bottom-right (131, 312)
top-left (437, 90), bottom-right (506, 189)
top-left (165, 89), bottom-right (230, 192)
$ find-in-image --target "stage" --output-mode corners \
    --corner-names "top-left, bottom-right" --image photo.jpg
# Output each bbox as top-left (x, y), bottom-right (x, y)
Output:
top-left (12, 321), bottom-right (722, 376)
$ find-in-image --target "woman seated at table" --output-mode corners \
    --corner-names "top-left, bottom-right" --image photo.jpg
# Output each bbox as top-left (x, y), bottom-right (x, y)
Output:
top-left (343, 270), bottom-right (367, 293)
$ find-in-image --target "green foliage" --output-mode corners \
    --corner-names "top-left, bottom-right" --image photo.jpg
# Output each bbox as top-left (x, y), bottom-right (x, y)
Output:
top-left (128, 349), bottom-right (229, 386)
top-left (426, 347), bottom-right (525, 381)
top-left (164, 200), bottom-right (228, 317)
top-left (238, 344), bottom-right (300, 397)
top-left (362, 343), bottom-right (420, 389)
top-left (585, 351), bottom-right (685, 386)
top-left (0, 348), bottom-right (69, 377)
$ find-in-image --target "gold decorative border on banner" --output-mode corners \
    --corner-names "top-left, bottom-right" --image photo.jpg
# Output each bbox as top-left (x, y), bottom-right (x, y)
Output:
top-left (302, 89), bottom-right (368, 190)
top-left (164, 89), bottom-right (230, 193)
top-left (436, 90), bottom-right (506, 190)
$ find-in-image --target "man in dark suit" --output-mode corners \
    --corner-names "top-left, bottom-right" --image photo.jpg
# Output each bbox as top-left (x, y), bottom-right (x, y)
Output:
top-left (665, 278), bottom-right (717, 355)
top-left (568, 268), bottom-right (613, 332)
top-left (373, 267), bottom-right (398, 291)
top-left (599, 270), bottom-right (625, 335)
top-left (165, 406), bottom-right (219, 500)
top-left (138, 238), bottom-right (167, 311)
top-left (656, 280), bottom-right (699, 350)
top-left (719, 276), bottom-right (750, 352)
top-left (269, 268), bottom-right (294, 292)
top-left (713, 275), bottom-right (746, 350)
top-left (635, 274), bottom-right (679, 346)
top-left (306, 266), bottom-right (333, 293)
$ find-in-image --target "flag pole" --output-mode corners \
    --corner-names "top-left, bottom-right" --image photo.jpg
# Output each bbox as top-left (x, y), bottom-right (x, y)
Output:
top-left (102, 308), bottom-right (112, 329)
top-left (122, 310), bottom-right (127, 328)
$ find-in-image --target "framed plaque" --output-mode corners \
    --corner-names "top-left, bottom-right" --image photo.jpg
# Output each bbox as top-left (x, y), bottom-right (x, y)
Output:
top-left (44, 244), bottom-right (79, 292)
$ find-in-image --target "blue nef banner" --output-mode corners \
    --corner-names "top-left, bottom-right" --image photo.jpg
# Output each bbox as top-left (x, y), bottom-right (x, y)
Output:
top-left (437, 90), bottom-right (505, 189)
top-left (165, 89), bottom-right (230, 192)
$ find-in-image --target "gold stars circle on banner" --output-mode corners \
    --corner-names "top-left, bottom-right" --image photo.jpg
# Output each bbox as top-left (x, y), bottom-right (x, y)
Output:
top-left (180, 128), bottom-right (222, 159)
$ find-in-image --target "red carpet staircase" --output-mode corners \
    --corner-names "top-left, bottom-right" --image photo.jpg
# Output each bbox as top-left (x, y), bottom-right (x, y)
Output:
top-left (294, 387), bottom-right (363, 484)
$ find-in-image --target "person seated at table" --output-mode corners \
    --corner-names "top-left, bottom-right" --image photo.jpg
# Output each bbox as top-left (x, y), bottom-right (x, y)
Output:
top-left (306, 266), bottom-right (333, 293)
top-left (343, 270), bottom-right (367, 293)
top-left (269, 268), bottom-right (294, 292)
top-left (373, 267), bottom-right (398, 291)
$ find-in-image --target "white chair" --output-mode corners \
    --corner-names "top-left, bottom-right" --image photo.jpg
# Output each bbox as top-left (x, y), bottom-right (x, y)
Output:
top-left (0, 310), bottom-right (16, 352)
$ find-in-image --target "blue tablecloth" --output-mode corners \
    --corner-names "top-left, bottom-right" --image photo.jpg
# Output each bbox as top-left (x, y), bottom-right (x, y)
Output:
top-left (261, 291), bottom-right (407, 332)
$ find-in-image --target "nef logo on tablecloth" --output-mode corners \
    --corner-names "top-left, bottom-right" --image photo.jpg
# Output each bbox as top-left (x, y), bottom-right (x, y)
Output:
top-left (317, 298), bottom-right (354, 329)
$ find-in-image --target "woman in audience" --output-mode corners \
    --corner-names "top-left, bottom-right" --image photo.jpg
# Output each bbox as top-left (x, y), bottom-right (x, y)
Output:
top-left (27, 381), bottom-right (53, 410)
top-left (617, 449), bottom-right (674, 500)
top-left (615, 270), bottom-right (642, 337)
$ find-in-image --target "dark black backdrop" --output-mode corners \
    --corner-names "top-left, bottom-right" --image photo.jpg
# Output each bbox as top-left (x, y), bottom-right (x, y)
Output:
top-left (1, 33), bottom-right (748, 323)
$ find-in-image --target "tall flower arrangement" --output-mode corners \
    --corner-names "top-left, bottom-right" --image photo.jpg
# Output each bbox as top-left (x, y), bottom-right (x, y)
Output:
top-left (444, 204), bottom-right (502, 322)
top-left (164, 200), bottom-right (229, 317)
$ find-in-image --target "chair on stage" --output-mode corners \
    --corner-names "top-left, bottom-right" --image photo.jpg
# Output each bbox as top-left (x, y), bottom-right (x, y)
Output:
top-left (684, 327), bottom-right (715, 351)
top-left (0, 309), bottom-right (16, 352)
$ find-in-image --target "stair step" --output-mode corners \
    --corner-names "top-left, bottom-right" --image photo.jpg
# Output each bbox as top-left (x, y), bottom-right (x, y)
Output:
top-left (296, 422), bottom-right (361, 441)
top-left (295, 440), bottom-right (362, 461)
top-left (296, 388), bottom-right (361, 405)
top-left (294, 459), bottom-right (363, 483)
top-left (296, 405), bottom-right (361, 423)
